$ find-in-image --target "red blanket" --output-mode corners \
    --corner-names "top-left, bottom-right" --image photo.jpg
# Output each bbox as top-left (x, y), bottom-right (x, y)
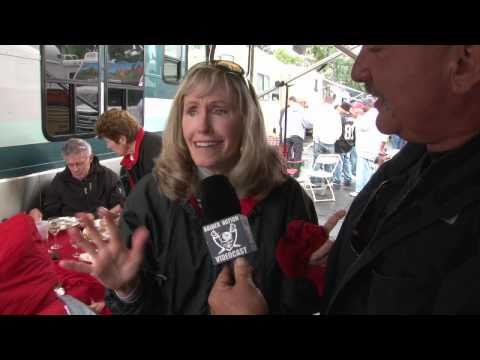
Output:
top-left (0, 214), bottom-right (61, 314)
top-left (0, 214), bottom-right (110, 315)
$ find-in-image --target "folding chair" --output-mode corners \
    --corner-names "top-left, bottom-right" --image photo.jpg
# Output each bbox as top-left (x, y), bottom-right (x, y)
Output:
top-left (298, 154), bottom-right (341, 202)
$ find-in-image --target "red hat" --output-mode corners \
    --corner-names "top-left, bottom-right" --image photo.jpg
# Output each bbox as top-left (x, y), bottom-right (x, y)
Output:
top-left (351, 101), bottom-right (365, 109)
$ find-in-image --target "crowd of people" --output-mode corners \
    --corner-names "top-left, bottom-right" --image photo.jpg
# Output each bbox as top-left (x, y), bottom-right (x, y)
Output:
top-left (3, 45), bottom-right (480, 315)
top-left (280, 90), bottom-right (404, 197)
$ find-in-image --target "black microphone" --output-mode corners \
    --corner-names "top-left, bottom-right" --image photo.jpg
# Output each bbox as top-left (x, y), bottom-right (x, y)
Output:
top-left (200, 175), bottom-right (257, 266)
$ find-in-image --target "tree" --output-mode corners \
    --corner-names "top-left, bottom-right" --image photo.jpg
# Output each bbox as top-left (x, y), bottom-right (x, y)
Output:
top-left (309, 45), bottom-right (364, 92)
top-left (274, 48), bottom-right (304, 65)
top-left (310, 45), bottom-right (337, 60)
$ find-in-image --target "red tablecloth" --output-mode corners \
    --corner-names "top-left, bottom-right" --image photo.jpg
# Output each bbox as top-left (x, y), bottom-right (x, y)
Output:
top-left (0, 214), bottom-right (110, 315)
top-left (41, 230), bottom-right (112, 315)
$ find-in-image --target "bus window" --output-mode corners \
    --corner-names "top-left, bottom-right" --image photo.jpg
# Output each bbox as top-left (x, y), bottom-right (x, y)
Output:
top-left (256, 73), bottom-right (271, 100)
top-left (42, 45), bottom-right (99, 139)
top-left (163, 45), bottom-right (185, 83)
top-left (107, 45), bottom-right (144, 85)
top-left (105, 45), bottom-right (145, 123)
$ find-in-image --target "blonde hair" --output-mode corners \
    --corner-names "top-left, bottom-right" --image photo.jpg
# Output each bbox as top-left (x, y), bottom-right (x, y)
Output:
top-left (155, 63), bottom-right (287, 201)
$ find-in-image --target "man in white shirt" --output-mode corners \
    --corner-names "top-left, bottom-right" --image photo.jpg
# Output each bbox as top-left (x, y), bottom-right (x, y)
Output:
top-left (282, 96), bottom-right (311, 162)
top-left (351, 99), bottom-right (388, 196)
top-left (312, 96), bottom-right (342, 167)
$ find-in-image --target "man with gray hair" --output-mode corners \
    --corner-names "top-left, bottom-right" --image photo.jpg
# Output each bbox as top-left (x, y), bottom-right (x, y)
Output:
top-left (30, 138), bottom-right (124, 219)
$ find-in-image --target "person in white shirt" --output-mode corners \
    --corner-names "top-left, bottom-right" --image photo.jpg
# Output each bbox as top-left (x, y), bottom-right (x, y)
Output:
top-left (312, 96), bottom-right (342, 167)
top-left (282, 96), bottom-right (311, 162)
top-left (351, 99), bottom-right (388, 196)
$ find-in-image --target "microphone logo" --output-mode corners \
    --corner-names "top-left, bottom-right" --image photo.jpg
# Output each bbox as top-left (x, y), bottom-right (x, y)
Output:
top-left (203, 214), bottom-right (257, 265)
top-left (211, 223), bottom-right (240, 254)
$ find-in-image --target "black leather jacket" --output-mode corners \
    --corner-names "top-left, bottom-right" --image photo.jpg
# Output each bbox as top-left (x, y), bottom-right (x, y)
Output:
top-left (105, 175), bottom-right (321, 314)
top-left (324, 134), bottom-right (480, 314)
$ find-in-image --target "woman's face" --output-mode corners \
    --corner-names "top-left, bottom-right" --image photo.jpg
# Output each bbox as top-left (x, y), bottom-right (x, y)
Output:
top-left (104, 136), bottom-right (130, 157)
top-left (182, 83), bottom-right (243, 174)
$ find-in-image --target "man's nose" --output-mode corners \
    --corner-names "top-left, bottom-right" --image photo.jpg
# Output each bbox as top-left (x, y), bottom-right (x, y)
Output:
top-left (351, 49), bottom-right (371, 84)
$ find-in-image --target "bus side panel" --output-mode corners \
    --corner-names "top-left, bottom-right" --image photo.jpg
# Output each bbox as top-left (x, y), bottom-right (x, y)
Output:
top-left (142, 45), bottom-right (181, 133)
top-left (0, 45), bottom-right (45, 147)
top-left (143, 98), bottom-right (173, 133)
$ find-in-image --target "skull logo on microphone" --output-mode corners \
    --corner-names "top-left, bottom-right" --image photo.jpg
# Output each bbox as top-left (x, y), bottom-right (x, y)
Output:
top-left (211, 223), bottom-right (240, 254)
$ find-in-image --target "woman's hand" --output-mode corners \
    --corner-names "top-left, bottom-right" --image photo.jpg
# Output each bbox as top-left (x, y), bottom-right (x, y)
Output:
top-left (308, 209), bottom-right (347, 266)
top-left (59, 212), bottom-right (149, 294)
top-left (98, 206), bottom-right (121, 225)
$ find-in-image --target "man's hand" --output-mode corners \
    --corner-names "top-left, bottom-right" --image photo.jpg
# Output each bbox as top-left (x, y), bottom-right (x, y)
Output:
top-left (208, 257), bottom-right (268, 315)
top-left (309, 209), bottom-right (347, 266)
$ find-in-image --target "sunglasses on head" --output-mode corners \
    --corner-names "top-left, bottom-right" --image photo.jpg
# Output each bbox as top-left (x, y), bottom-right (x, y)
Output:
top-left (209, 60), bottom-right (245, 76)
top-left (189, 59), bottom-right (259, 102)
top-left (190, 59), bottom-right (245, 77)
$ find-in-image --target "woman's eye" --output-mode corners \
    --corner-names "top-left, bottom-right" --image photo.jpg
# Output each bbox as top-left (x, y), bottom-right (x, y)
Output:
top-left (212, 108), bottom-right (228, 115)
top-left (186, 108), bottom-right (197, 116)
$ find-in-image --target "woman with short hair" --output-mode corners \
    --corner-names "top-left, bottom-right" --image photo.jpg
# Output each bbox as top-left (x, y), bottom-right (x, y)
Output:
top-left (96, 109), bottom-right (162, 196)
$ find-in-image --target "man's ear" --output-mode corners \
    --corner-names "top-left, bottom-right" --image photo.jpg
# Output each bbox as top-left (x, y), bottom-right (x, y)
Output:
top-left (450, 45), bottom-right (480, 94)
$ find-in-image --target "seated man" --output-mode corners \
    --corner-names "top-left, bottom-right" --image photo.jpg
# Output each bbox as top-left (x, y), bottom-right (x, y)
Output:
top-left (30, 138), bottom-right (124, 220)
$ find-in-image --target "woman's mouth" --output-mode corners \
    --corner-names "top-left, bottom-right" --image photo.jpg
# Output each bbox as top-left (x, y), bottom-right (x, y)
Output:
top-left (194, 141), bottom-right (222, 148)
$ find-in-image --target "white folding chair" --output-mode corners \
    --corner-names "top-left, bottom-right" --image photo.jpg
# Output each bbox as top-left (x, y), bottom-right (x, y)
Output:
top-left (298, 154), bottom-right (341, 202)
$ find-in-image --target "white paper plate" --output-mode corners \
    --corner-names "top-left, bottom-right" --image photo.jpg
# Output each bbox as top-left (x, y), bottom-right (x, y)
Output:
top-left (78, 252), bottom-right (93, 263)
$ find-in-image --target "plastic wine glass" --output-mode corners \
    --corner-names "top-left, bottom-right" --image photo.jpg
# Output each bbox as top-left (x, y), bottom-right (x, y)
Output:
top-left (70, 232), bottom-right (81, 259)
top-left (48, 220), bottom-right (63, 251)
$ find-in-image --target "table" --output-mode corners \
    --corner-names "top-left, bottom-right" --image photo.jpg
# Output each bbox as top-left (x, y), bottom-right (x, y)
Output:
top-left (41, 230), bottom-right (112, 315)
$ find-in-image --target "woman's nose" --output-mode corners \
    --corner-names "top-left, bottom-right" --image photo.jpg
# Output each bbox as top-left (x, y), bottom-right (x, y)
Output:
top-left (197, 109), bottom-right (212, 132)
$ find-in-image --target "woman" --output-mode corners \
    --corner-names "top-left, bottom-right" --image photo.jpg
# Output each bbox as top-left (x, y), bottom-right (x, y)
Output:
top-left (61, 61), bottom-right (342, 314)
top-left (96, 109), bottom-right (162, 196)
